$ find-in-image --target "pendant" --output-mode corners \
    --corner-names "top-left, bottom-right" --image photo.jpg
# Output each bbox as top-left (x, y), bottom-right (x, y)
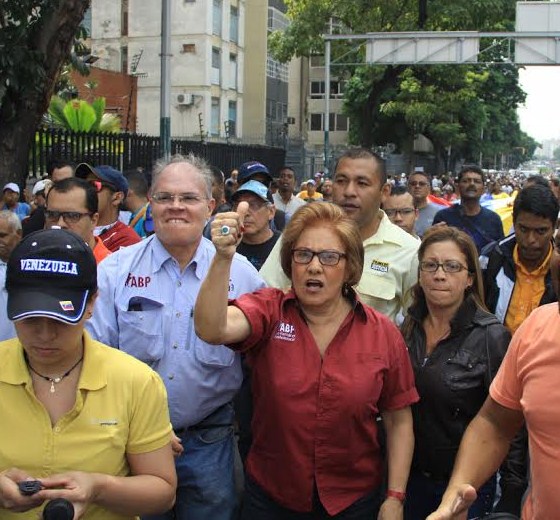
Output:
top-left (50, 381), bottom-right (55, 393)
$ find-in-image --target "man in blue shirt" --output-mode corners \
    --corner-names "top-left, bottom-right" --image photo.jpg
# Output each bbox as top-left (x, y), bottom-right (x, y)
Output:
top-left (87, 153), bottom-right (265, 520)
top-left (2, 183), bottom-right (30, 221)
top-left (432, 166), bottom-right (504, 253)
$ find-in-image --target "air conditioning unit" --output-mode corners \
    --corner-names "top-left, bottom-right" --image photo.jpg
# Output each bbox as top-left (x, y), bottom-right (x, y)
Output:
top-left (177, 93), bottom-right (193, 106)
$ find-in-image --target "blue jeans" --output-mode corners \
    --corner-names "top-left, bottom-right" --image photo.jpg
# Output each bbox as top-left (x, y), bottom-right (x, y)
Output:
top-left (143, 403), bottom-right (237, 520)
top-left (240, 476), bottom-right (381, 520)
top-left (404, 470), bottom-right (496, 520)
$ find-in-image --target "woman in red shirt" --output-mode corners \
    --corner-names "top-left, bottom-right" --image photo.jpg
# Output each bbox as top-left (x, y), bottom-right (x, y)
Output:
top-left (195, 203), bottom-right (418, 520)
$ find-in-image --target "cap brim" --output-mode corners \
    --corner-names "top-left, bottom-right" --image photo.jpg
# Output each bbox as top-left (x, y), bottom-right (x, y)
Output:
top-left (8, 288), bottom-right (90, 324)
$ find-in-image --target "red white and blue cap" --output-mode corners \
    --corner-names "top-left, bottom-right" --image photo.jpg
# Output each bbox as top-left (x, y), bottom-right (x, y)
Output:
top-left (6, 229), bottom-right (97, 324)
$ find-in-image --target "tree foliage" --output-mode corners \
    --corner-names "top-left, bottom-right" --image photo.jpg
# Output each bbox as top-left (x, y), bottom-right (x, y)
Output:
top-left (47, 96), bottom-right (121, 133)
top-left (0, 0), bottom-right (90, 184)
top-left (270, 0), bottom-right (534, 170)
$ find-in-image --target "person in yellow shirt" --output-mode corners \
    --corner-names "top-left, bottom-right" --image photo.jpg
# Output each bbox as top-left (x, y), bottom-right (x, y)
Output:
top-left (296, 180), bottom-right (323, 202)
top-left (0, 228), bottom-right (176, 520)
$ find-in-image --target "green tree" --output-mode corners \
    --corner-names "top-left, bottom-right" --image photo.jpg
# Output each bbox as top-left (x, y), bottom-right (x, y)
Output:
top-left (553, 147), bottom-right (560, 162)
top-left (270, 0), bottom-right (531, 169)
top-left (0, 0), bottom-right (90, 185)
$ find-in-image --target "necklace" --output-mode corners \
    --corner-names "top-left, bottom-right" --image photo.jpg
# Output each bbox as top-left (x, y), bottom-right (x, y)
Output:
top-left (26, 355), bottom-right (84, 394)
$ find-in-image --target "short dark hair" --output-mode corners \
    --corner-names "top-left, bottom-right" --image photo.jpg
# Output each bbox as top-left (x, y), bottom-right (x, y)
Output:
top-left (408, 170), bottom-right (431, 184)
top-left (123, 170), bottom-right (149, 198)
top-left (525, 175), bottom-right (550, 189)
top-left (457, 165), bottom-right (484, 183)
top-left (208, 165), bottom-right (225, 184)
top-left (513, 184), bottom-right (559, 226)
top-left (390, 184), bottom-right (409, 197)
top-left (47, 177), bottom-right (98, 214)
top-left (278, 165), bottom-right (295, 175)
top-left (333, 148), bottom-right (387, 185)
top-left (46, 158), bottom-right (76, 176)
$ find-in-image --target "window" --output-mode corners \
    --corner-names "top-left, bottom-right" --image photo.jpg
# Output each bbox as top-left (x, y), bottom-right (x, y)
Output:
top-left (267, 7), bottom-right (288, 32)
top-left (211, 97), bottom-right (221, 136)
top-left (266, 56), bottom-right (288, 82)
top-left (227, 101), bottom-right (237, 137)
top-left (310, 81), bottom-right (345, 99)
top-left (229, 54), bottom-right (237, 89)
top-left (310, 114), bottom-right (322, 131)
top-left (230, 7), bottom-right (239, 43)
top-left (121, 45), bottom-right (128, 74)
top-left (211, 47), bottom-right (221, 85)
top-left (121, 0), bottom-right (129, 36)
top-left (309, 113), bottom-right (349, 131)
top-left (213, 0), bottom-right (222, 36)
top-left (310, 55), bottom-right (325, 67)
top-left (310, 81), bottom-right (325, 99)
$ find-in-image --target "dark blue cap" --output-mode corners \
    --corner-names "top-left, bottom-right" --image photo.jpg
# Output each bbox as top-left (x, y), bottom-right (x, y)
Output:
top-left (237, 161), bottom-right (272, 184)
top-left (76, 163), bottom-right (129, 195)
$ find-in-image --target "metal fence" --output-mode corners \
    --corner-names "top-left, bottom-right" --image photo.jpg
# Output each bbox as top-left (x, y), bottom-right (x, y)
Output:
top-left (29, 128), bottom-right (286, 178)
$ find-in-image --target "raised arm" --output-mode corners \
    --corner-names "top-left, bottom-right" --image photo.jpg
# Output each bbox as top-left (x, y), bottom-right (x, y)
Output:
top-left (194, 202), bottom-right (252, 345)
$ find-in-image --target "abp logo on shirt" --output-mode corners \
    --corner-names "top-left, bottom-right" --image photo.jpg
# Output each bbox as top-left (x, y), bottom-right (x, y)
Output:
top-left (274, 321), bottom-right (296, 342)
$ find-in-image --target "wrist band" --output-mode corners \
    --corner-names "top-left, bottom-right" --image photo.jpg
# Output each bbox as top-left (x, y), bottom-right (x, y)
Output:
top-left (386, 489), bottom-right (406, 503)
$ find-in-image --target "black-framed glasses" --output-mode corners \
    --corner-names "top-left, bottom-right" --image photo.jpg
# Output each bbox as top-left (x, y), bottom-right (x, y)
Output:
top-left (420, 260), bottom-right (469, 273)
top-left (89, 179), bottom-right (116, 193)
top-left (292, 248), bottom-right (346, 266)
top-left (151, 192), bottom-right (207, 206)
top-left (45, 210), bottom-right (93, 224)
top-left (385, 208), bottom-right (415, 217)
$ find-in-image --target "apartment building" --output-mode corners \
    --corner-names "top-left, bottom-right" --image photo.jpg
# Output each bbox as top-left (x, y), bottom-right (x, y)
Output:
top-left (89, 0), bottom-right (245, 139)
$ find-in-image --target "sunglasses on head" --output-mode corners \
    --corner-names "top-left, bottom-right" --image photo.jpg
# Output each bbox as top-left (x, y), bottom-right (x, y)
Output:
top-left (89, 179), bottom-right (116, 192)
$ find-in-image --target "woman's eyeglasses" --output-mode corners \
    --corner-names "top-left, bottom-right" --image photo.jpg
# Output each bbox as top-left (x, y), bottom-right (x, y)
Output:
top-left (420, 260), bottom-right (469, 273)
top-left (292, 248), bottom-right (346, 266)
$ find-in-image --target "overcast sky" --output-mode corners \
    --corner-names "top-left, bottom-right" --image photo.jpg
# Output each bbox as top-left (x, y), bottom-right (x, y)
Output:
top-left (518, 66), bottom-right (560, 142)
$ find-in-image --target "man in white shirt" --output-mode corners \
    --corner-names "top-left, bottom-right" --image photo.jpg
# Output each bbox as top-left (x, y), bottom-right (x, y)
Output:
top-left (272, 166), bottom-right (306, 216)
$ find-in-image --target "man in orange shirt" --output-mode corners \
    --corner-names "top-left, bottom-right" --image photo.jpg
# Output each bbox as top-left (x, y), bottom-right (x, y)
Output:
top-left (44, 178), bottom-right (111, 264)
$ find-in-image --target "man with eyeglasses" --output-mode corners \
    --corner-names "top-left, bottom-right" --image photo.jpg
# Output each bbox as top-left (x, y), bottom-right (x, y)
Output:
top-left (44, 177), bottom-right (111, 264)
top-left (407, 167), bottom-right (445, 237)
top-left (382, 185), bottom-right (419, 239)
top-left (75, 163), bottom-right (141, 252)
top-left (232, 180), bottom-right (280, 271)
top-left (86, 153), bottom-right (265, 520)
top-left (433, 165), bottom-right (504, 253)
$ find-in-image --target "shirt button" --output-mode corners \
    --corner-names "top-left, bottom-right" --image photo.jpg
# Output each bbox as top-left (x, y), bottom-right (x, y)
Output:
top-left (177, 280), bottom-right (182, 287)
top-left (175, 312), bottom-right (182, 318)
top-left (54, 426), bottom-right (61, 433)
top-left (172, 343), bottom-right (178, 349)
top-left (168, 374), bottom-right (174, 380)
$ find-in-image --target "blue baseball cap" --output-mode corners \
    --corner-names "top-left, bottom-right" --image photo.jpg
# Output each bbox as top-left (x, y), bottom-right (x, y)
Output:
top-left (75, 163), bottom-right (129, 195)
top-left (237, 161), bottom-right (272, 184)
top-left (231, 180), bottom-right (273, 203)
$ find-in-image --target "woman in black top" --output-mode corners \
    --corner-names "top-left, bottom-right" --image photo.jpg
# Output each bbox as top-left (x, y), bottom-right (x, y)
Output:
top-left (401, 226), bottom-right (511, 520)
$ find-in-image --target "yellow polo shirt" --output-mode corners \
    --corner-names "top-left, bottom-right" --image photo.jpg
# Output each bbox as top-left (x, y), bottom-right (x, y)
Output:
top-left (505, 244), bottom-right (552, 334)
top-left (0, 331), bottom-right (172, 520)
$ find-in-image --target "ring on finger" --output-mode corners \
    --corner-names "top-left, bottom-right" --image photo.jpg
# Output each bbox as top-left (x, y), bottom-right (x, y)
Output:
top-left (220, 225), bottom-right (231, 236)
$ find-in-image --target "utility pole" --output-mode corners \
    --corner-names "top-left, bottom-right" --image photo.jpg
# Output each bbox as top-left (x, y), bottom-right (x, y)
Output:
top-left (160, 0), bottom-right (171, 159)
top-left (323, 18), bottom-right (332, 175)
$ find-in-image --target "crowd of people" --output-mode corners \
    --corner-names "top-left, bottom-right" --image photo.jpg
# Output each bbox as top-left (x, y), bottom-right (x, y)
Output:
top-left (0, 150), bottom-right (559, 520)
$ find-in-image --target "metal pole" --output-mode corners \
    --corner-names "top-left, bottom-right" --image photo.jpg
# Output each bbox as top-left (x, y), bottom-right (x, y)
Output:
top-left (323, 19), bottom-right (332, 175)
top-left (160, 0), bottom-right (171, 159)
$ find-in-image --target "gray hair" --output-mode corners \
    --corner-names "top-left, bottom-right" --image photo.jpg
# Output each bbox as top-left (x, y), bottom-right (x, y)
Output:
top-left (152, 153), bottom-right (213, 199)
top-left (0, 210), bottom-right (22, 233)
